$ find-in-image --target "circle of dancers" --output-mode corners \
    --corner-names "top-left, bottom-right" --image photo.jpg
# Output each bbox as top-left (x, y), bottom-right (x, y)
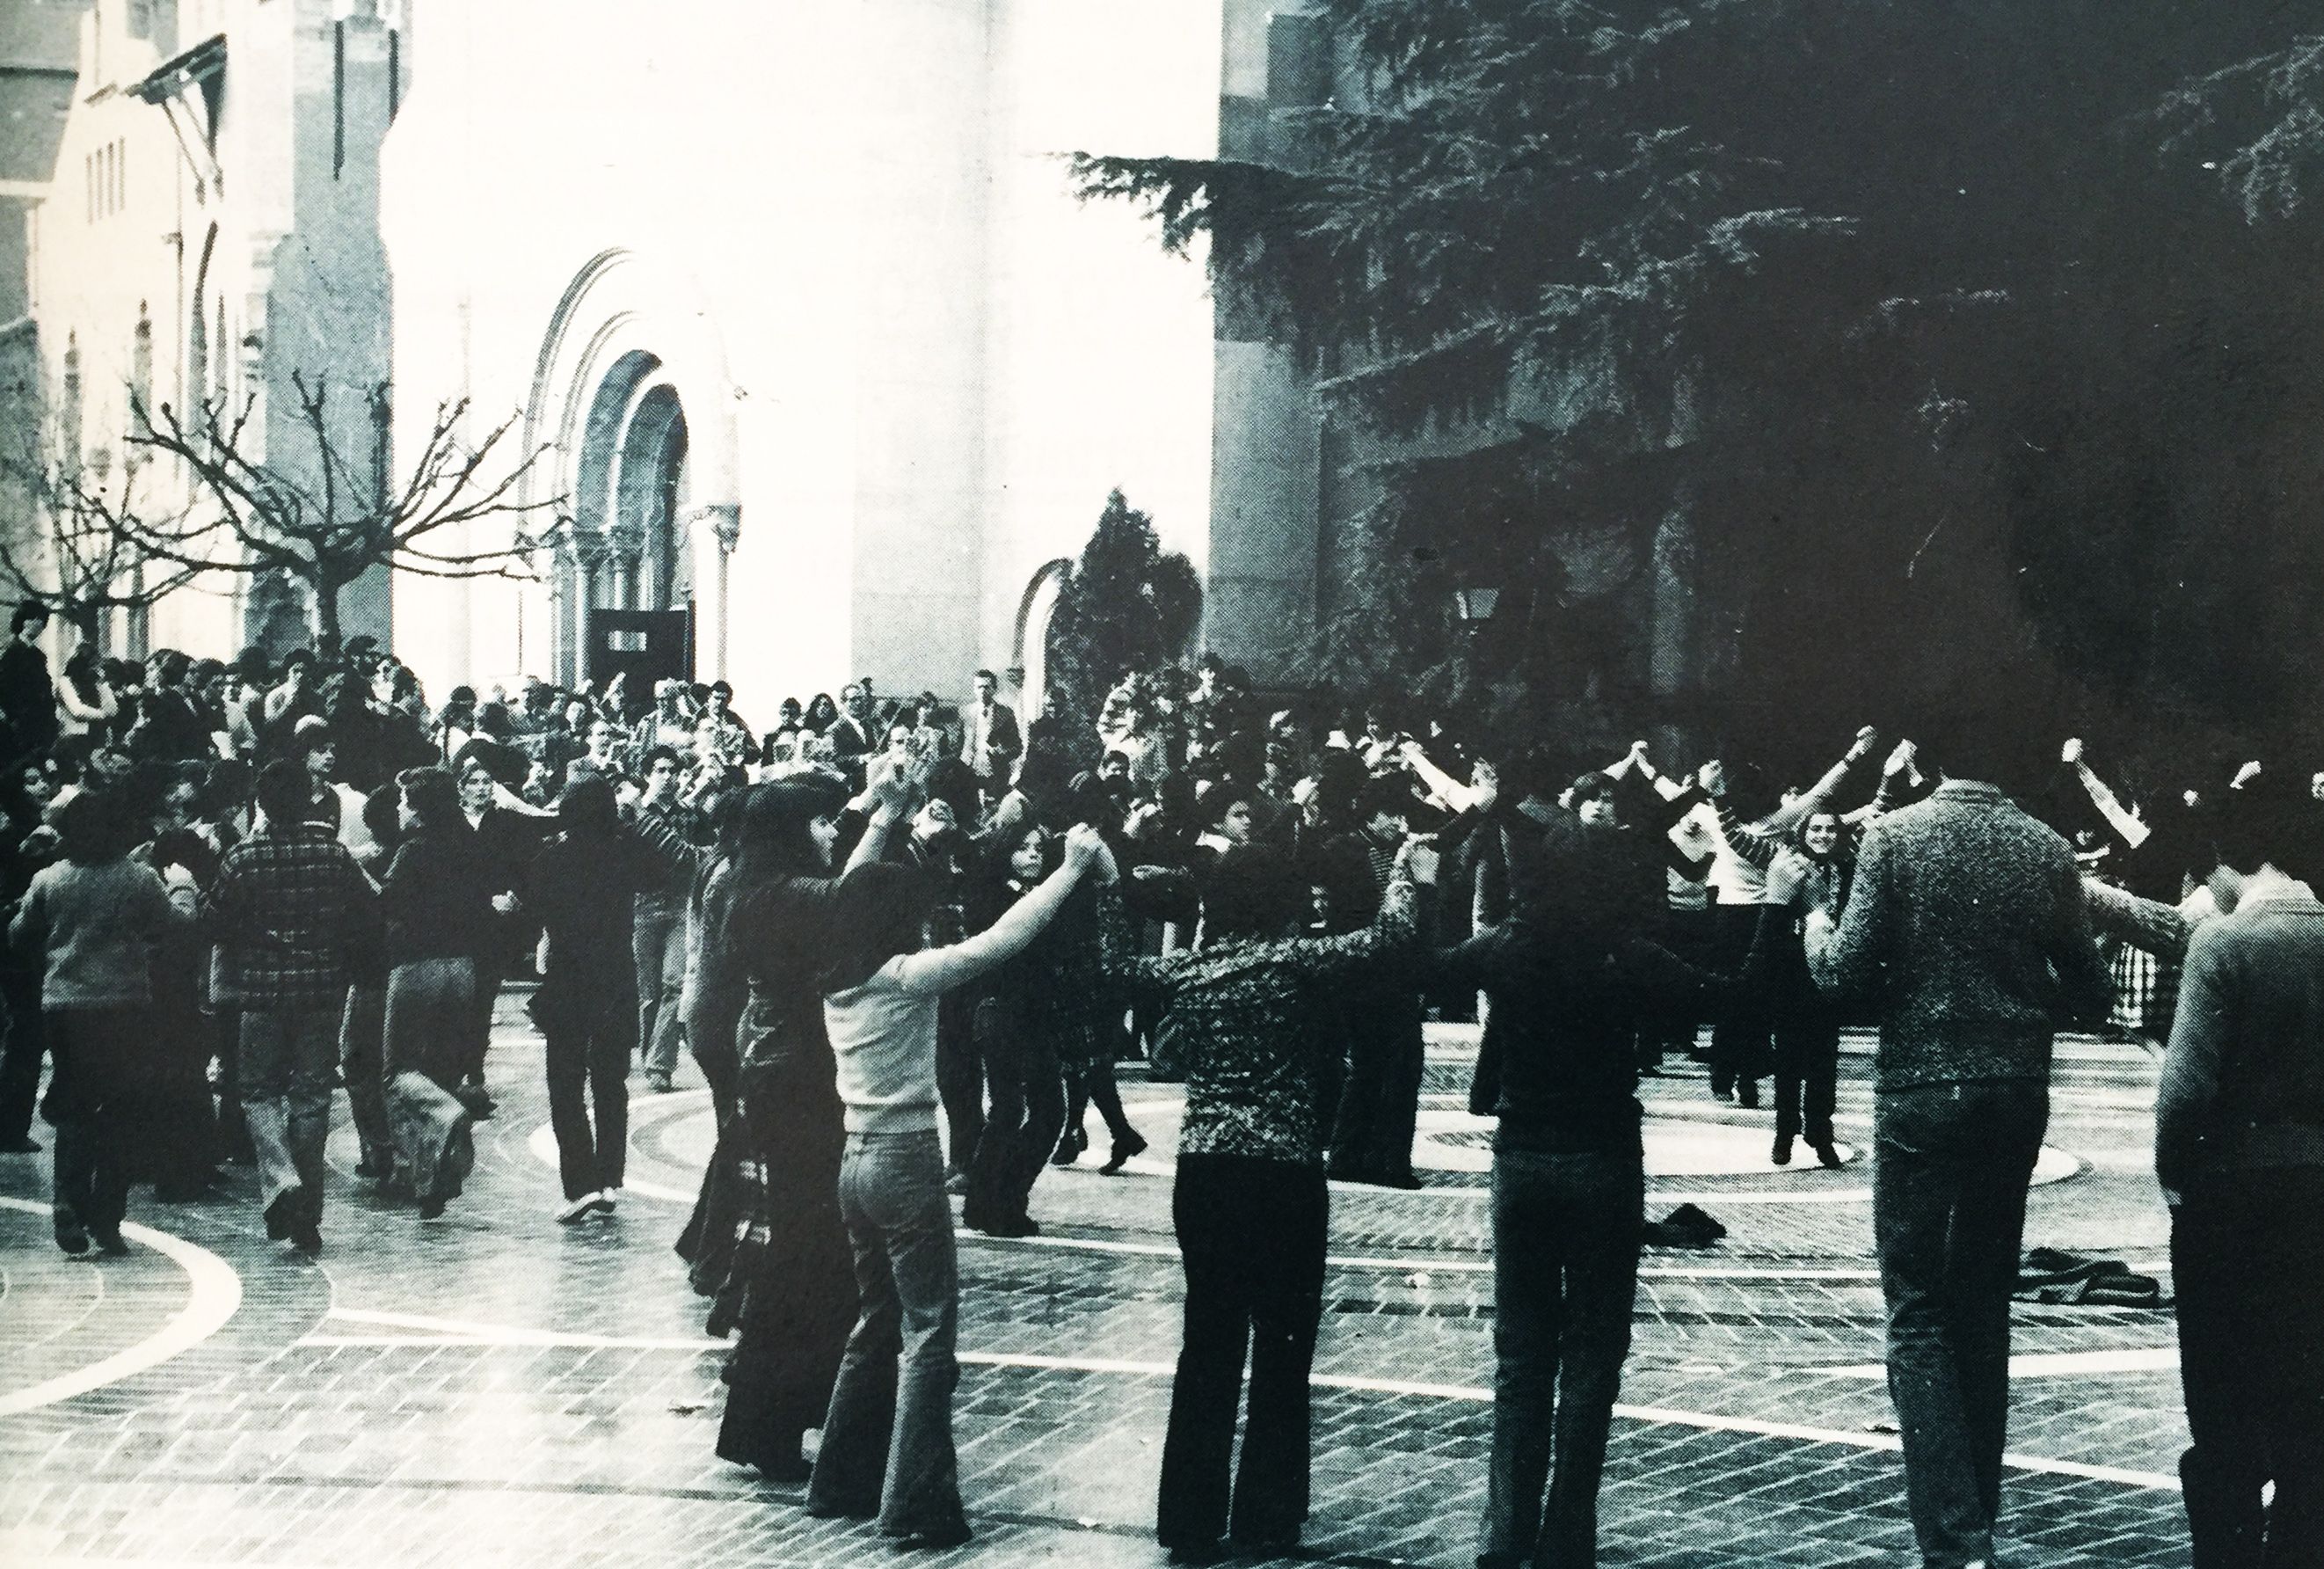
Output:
top-left (0, 613), bottom-right (2313, 1567)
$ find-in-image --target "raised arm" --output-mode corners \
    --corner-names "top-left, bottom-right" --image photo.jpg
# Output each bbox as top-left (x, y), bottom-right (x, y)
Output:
top-left (1400, 741), bottom-right (1483, 814)
top-left (1759, 726), bottom-right (1878, 838)
top-left (2062, 738), bottom-right (2151, 850)
top-left (841, 756), bottom-right (912, 875)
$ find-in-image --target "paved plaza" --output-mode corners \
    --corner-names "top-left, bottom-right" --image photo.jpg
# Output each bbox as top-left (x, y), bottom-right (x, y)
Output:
top-left (1, 1000), bottom-right (2190, 1568)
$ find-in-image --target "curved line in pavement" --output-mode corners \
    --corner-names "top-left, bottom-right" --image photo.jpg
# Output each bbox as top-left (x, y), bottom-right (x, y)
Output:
top-left (525, 1120), bottom-right (699, 1204)
top-left (0, 1196), bottom-right (243, 1417)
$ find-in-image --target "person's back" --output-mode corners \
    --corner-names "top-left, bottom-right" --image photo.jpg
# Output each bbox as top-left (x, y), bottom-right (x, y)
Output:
top-left (2160, 888), bottom-right (2324, 1191)
top-left (1816, 779), bottom-right (2107, 1087)
top-left (1807, 758), bottom-right (2106, 1569)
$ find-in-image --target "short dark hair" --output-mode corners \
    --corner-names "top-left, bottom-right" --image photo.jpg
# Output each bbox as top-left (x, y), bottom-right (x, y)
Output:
top-left (557, 775), bottom-right (620, 837)
top-left (397, 766), bottom-right (458, 830)
top-left (1204, 845), bottom-right (1302, 943)
top-left (1358, 774), bottom-right (1413, 825)
top-left (973, 668), bottom-right (997, 684)
top-left (255, 760), bottom-right (314, 828)
top-left (57, 788), bottom-right (135, 865)
top-left (282, 648), bottom-right (315, 672)
top-left (709, 680), bottom-right (733, 700)
top-left (10, 602), bottom-right (48, 633)
top-left (2210, 769), bottom-right (2312, 875)
top-left (642, 745), bottom-right (680, 773)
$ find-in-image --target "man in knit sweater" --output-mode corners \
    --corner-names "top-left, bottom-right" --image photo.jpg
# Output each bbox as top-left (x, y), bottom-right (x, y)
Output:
top-left (2154, 772), bottom-right (2324, 1567)
top-left (1805, 723), bottom-right (2108, 1569)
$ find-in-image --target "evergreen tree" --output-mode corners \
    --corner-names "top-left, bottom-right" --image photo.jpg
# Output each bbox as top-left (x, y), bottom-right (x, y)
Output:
top-left (1044, 490), bottom-right (1203, 733)
top-left (1077, 4), bottom-right (2324, 778)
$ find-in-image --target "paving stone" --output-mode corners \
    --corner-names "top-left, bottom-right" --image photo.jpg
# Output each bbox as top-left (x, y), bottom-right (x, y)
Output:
top-left (0, 1004), bottom-right (2191, 1565)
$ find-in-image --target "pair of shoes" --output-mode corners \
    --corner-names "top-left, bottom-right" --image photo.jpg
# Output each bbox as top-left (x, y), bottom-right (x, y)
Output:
top-left (264, 1190), bottom-right (299, 1241)
top-left (556, 1193), bottom-right (599, 1224)
top-left (1051, 1127), bottom-right (1086, 1167)
top-left (1161, 1539), bottom-right (1228, 1566)
top-left (353, 1156), bottom-right (393, 1182)
top-left (1097, 1130), bottom-right (1147, 1175)
top-left (55, 1215), bottom-right (91, 1255)
top-left (591, 1188), bottom-right (619, 1215)
top-left (1377, 1169), bottom-right (1424, 1191)
top-left (1, 1135), bottom-right (40, 1154)
top-left (1737, 1081), bottom-right (1761, 1110)
top-left (645, 1071), bottom-right (674, 1094)
top-left (1771, 1132), bottom-right (1796, 1166)
top-left (288, 1220), bottom-right (322, 1258)
top-left (91, 1222), bottom-right (131, 1257)
top-left (1810, 1140), bottom-right (1844, 1170)
top-left (1710, 1084), bottom-right (1735, 1104)
top-left (417, 1195), bottom-right (448, 1221)
top-left (989, 1213), bottom-right (1039, 1238)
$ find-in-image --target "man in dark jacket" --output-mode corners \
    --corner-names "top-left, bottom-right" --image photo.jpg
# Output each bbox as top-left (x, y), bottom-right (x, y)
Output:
top-left (1807, 719), bottom-right (2109, 1569)
top-left (2157, 772), bottom-right (2324, 1568)
top-left (0, 603), bottom-right (55, 763)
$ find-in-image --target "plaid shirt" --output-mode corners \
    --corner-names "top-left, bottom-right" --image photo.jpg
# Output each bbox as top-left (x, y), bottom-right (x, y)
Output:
top-left (201, 821), bottom-right (376, 1010)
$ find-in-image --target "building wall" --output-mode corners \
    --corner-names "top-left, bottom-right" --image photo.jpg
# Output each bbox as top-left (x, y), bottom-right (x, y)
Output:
top-left (24, 0), bottom-right (394, 658)
top-left (382, 0), bottom-right (1219, 710)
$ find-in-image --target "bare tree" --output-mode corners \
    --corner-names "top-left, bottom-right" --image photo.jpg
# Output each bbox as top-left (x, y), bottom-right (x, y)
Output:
top-left (0, 376), bottom-right (563, 645)
top-left (0, 406), bottom-right (199, 627)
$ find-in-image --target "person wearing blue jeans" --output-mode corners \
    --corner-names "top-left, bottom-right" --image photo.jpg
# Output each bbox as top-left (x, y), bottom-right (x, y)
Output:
top-left (807, 822), bottom-right (1106, 1545)
top-left (1808, 723), bottom-right (2107, 1569)
top-left (1480, 1148), bottom-right (1642, 1567)
top-left (1449, 807), bottom-right (1742, 1569)
top-left (1870, 1081), bottom-right (2048, 1563)
top-left (811, 1128), bottom-right (962, 1535)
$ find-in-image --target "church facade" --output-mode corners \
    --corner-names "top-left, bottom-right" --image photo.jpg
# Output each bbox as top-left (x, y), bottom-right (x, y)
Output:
top-left (17, 0), bottom-right (1336, 708)
top-left (380, 0), bottom-right (1234, 707)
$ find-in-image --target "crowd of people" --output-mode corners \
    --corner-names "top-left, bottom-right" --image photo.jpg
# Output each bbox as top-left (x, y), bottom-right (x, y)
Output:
top-left (0, 595), bottom-right (2313, 1569)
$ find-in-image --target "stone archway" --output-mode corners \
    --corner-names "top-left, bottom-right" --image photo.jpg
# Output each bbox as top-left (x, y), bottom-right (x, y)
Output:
top-left (520, 249), bottom-right (740, 683)
top-left (1014, 558), bottom-right (1074, 719)
top-left (543, 355), bottom-right (696, 683)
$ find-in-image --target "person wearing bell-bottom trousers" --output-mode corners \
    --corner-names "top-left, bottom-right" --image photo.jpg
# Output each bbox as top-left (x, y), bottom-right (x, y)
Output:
top-left (42, 1007), bottom-right (142, 1250)
top-left (811, 1128), bottom-right (965, 1537)
top-left (1091, 843), bottom-right (1431, 1559)
top-left (1158, 1153), bottom-right (1325, 1551)
top-left (1478, 1147), bottom-right (1642, 1569)
top-left (808, 828), bottom-right (1105, 1544)
top-left (239, 1008), bottom-right (343, 1238)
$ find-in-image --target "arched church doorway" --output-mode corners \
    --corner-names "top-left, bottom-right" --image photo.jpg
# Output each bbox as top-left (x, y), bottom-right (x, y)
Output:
top-left (1014, 558), bottom-right (1074, 719)
top-left (550, 352), bottom-right (696, 686)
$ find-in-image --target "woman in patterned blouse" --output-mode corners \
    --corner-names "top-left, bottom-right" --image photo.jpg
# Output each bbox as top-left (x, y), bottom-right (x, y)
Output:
top-left (1095, 836), bottom-right (1436, 1564)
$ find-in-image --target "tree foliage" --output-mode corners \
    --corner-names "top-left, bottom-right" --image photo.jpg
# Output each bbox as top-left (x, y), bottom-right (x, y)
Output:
top-left (1043, 489), bottom-right (1204, 733)
top-left (1078, 4), bottom-right (2324, 783)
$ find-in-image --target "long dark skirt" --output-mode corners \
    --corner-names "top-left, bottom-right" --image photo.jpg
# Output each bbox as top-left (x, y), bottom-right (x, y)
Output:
top-left (710, 1047), bottom-right (857, 1481)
